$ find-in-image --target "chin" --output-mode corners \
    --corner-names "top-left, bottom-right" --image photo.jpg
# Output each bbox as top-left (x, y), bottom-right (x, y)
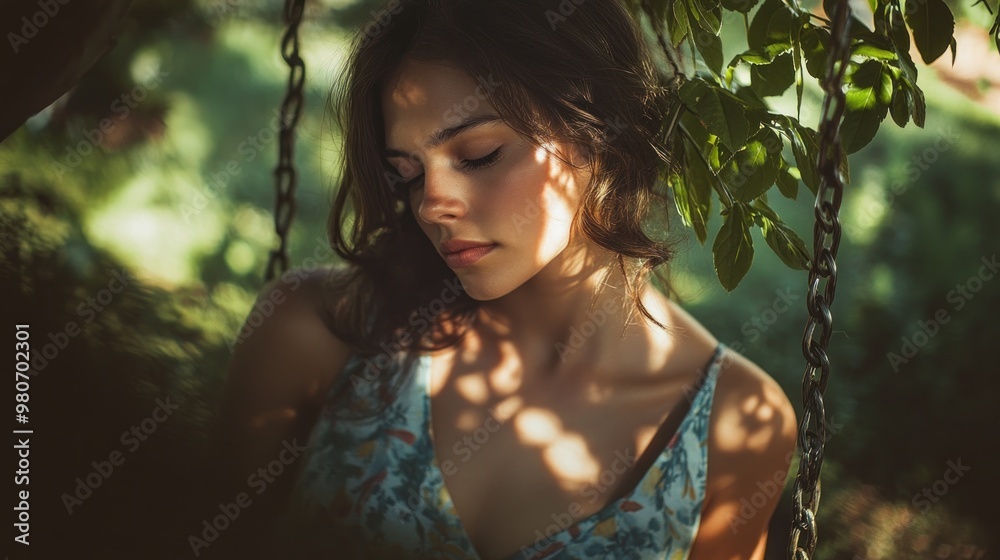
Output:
top-left (455, 278), bottom-right (507, 301)
top-left (450, 269), bottom-right (517, 301)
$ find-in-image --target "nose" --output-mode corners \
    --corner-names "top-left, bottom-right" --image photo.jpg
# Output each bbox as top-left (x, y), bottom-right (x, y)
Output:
top-left (414, 165), bottom-right (469, 224)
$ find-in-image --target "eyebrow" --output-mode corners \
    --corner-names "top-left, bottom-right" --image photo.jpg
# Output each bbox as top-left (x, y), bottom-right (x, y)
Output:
top-left (384, 114), bottom-right (503, 159)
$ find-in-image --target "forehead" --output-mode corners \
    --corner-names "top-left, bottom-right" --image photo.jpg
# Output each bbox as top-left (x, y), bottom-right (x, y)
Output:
top-left (381, 59), bottom-right (497, 144)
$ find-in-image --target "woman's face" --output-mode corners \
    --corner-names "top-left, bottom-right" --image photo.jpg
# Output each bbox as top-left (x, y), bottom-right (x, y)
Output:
top-left (381, 58), bottom-right (593, 300)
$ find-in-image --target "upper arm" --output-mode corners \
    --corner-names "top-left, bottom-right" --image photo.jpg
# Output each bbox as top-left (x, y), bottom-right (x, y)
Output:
top-left (208, 265), bottom-right (356, 553)
top-left (688, 351), bottom-right (799, 560)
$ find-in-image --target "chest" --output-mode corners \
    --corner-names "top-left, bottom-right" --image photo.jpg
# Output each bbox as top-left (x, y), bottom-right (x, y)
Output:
top-left (426, 348), bottom-right (696, 559)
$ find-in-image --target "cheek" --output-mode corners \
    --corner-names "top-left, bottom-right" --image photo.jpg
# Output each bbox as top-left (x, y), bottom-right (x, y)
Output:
top-left (489, 149), bottom-right (571, 230)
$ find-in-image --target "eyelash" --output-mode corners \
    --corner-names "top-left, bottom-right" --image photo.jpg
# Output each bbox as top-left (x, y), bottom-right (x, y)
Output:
top-left (403, 147), bottom-right (504, 189)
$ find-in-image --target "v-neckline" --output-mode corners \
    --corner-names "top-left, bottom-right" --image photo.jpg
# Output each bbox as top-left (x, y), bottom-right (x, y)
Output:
top-left (420, 344), bottom-right (724, 559)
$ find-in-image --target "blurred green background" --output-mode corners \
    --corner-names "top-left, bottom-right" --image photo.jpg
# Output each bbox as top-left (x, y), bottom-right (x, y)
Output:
top-left (2, 0), bottom-right (998, 558)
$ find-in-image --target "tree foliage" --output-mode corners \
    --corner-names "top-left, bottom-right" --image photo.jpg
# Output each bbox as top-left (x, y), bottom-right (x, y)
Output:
top-left (624, 0), bottom-right (998, 290)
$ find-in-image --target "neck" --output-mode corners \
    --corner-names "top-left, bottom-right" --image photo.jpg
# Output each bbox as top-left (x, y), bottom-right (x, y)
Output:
top-left (474, 242), bottom-right (677, 382)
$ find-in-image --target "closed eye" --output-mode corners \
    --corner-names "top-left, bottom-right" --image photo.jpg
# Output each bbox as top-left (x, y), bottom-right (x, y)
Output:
top-left (402, 147), bottom-right (505, 189)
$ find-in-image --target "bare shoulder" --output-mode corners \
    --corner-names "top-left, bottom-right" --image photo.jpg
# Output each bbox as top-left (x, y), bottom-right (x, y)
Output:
top-left (688, 347), bottom-right (798, 559)
top-left (209, 264), bottom-right (360, 556)
top-left (709, 349), bottom-right (798, 464)
top-left (223, 264), bottom-right (357, 418)
top-left (215, 264), bottom-right (358, 483)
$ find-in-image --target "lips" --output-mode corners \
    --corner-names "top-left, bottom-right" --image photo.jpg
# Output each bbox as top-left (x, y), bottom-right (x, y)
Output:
top-left (442, 244), bottom-right (497, 268)
top-left (439, 239), bottom-right (495, 255)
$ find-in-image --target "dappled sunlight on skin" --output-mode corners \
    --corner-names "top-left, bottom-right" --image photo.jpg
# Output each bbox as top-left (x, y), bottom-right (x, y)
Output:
top-left (456, 409), bottom-right (484, 431)
top-left (455, 375), bottom-right (490, 405)
top-left (686, 358), bottom-right (798, 560)
top-left (582, 379), bottom-right (615, 402)
top-left (717, 382), bottom-right (788, 455)
top-left (386, 72), bottom-right (428, 110)
top-left (486, 347), bottom-right (522, 395)
top-left (514, 407), bottom-right (563, 446)
top-left (387, 59), bottom-right (771, 555)
top-left (543, 434), bottom-right (603, 487)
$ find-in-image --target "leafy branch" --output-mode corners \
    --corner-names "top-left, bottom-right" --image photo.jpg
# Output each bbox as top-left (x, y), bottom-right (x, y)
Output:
top-left (627, 0), bottom-right (998, 290)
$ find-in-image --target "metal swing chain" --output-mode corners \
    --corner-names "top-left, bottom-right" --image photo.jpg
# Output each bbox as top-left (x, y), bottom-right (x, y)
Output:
top-left (265, 0), bottom-right (306, 282)
top-left (787, 0), bottom-right (852, 556)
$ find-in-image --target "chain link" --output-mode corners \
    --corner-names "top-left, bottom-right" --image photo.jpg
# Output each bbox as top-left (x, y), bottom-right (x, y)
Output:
top-left (264, 0), bottom-right (306, 282)
top-left (787, 0), bottom-right (852, 556)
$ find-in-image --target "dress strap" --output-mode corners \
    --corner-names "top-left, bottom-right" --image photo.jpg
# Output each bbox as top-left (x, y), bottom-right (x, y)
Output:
top-left (607, 343), bottom-right (724, 503)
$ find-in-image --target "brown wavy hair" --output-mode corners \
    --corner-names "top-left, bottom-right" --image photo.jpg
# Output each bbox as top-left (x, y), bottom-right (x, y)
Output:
top-left (321, 0), bottom-right (682, 383)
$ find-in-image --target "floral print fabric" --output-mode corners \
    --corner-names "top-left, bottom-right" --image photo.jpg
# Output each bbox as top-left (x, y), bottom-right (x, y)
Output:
top-left (274, 343), bottom-right (727, 560)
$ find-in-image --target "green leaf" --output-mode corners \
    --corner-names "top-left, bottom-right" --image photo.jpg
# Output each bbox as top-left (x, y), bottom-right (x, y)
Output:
top-left (800, 25), bottom-right (830, 80)
top-left (695, 28), bottom-right (725, 75)
top-left (734, 85), bottom-right (770, 110)
top-left (776, 159), bottom-right (800, 200)
top-left (841, 60), bottom-right (892, 153)
top-left (848, 0), bottom-right (877, 32)
top-left (671, 0), bottom-right (691, 47)
top-left (889, 84), bottom-right (910, 127)
top-left (713, 202), bottom-right (755, 291)
top-left (709, 138), bottom-right (734, 171)
top-left (791, 14), bottom-right (805, 119)
top-left (904, 80), bottom-right (927, 127)
top-left (889, 4), bottom-right (918, 83)
top-left (678, 79), bottom-right (752, 152)
top-left (680, 109), bottom-right (710, 147)
top-left (847, 59), bottom-right (894, 107)
top-left (747, 0), bottom-right (794, 61)
top-left (728, 49), bottom-right (773, 68)
top-left (671, 150), bottom-right (714, 244)
top-left (748, 0), bottom-right (782, 50)
top-left (721, 0), bottom-right (759, 14)
top-left (752, 200), bottom-right (811, 269)
top-left (688, 0), bottom-right (723, 35)
top-left (790, 125), bottom-right (819, 196)
top-left (873, 0), bottom-right (890, 36)
top-left (852, 43), bottom-right (897, 60)
top-left (904, 0), bottom-right (956, 64)
top-left (721, 128), bottom-right (783, 202)
top-left (750, 52), bottom-right (795, 97)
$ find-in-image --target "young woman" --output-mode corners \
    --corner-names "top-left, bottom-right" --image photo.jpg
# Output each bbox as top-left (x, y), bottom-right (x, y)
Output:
top-left (215, 0), bottom-right (798, 558)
